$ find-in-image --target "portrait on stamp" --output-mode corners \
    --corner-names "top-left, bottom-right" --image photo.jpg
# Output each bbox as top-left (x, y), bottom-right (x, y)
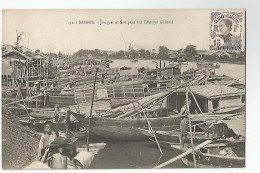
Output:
top-left (210, 11), bottom-right (245, 52)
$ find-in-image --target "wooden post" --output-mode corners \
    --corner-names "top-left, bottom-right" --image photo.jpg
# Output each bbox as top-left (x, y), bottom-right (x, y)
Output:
top-left (185, 89), bottom-right (197, 168)
top-left (86, 68), bottom-right (98, 152)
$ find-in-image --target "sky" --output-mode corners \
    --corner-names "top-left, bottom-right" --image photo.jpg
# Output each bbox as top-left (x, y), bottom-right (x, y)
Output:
top-left (3, 10), bottom-right (213, 54)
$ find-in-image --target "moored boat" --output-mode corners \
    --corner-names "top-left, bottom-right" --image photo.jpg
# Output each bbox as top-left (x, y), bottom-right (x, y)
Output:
top-left (69, 111), bottom-right (182, 141)
top-left (68, 83), bottom-right (244, 141)
top-left (171, 140), bottom-right (245, 168)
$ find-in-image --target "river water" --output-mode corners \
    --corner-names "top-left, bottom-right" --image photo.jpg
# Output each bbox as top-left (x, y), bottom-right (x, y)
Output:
top-left (78, 59), bottom-right (245, 169)
top-left (110, 59), bottom-right (245, 83)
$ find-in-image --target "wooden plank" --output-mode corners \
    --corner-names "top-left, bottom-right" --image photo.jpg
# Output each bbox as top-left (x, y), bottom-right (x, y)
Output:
top-left (154, 140), bottom-right (212, 169)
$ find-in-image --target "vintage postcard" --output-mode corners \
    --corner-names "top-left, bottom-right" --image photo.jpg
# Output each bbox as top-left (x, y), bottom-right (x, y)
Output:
top-left (2, 10), bottom-right (245, 170)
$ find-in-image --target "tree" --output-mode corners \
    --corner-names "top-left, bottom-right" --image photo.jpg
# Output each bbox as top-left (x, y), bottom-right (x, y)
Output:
top-left (129, 49), bottom-right (139, 58)
top-left (177, 49), bottom-right (184, 54)
top-left (138, 49), bottom-right (146, 57)
top-left (145, 50), bottom-right (150, 56)
top-left (35, 49), bottom-right (41, 54)
top-left (158, 46), bottom-right (169, 59)
top-left (184, 45), bottom-right (197, 59)
top-left (58, 52), bottom-right (62, 57)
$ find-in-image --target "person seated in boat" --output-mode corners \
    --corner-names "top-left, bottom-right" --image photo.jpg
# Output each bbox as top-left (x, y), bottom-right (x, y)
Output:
top-left (72, 151), bottom-right (94, 169)
top-left (210, 122), bottom-right (238, 139)
top-left (161, 75), bottom-right (166, 80)
top-left (157, 108), bottom-right (167, 117)
top-left (34, 81), bottom-right (41, 92)
top-left (157, 98), bottom-right (168, 117)
top-left (38, 121), bottom-right (57, 162)
top-left (65, 84), bottom-right (71, 90)
top-left (65, 107), bottom-right (77, 133)
top-left (127, 76), bottom-right (132, 81)
top-left (54, 104), bottom-right (60, 122)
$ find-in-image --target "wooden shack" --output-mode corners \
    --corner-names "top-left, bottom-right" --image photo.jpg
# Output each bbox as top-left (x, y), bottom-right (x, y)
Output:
top-left (2, 48), bottom-right (31, 87)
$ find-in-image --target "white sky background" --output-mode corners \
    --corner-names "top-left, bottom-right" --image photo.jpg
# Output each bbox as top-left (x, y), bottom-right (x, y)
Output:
top-left (3, 10), bottom-right (211, 54)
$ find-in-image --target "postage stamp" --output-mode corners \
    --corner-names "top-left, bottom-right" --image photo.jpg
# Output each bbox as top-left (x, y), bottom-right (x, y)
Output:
top-left (210, 11), bottom-right (245, 52)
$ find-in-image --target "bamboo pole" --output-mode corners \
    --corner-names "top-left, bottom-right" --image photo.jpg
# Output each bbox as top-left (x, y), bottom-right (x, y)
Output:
top-left (14, 79), bottom-right (30, 116)
top-left (86, 68), bottom-right (99, 152)
top-left (2, 93), bottom-right (44, 106)
top-left (187, 82), bottom-right (204, 114)
top-left (138, 102), bottom-right (163, 155)
top-left (154, 140), bottom-right (212, 168)
top-left (185, 89), bottom-right (197, 168)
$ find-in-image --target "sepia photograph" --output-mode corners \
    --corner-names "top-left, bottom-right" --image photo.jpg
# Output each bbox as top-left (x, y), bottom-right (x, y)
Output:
top-left (1, 9), bottom-right (246, 170)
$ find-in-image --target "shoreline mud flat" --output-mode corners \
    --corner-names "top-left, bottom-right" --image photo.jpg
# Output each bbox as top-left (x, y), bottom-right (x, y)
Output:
top-left (2, 108), bottom-right (39, 169)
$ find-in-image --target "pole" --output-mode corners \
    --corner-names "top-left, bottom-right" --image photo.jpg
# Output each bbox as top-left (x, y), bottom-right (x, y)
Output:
top-left (14, 79), bottom-right (29, 116)
top-left (153, 140), bottom-right (212, 168)
top-left (185, 89), bottom-right (197, 168)
top-left (86, 68), bottom-right (99, 152)
top-left (138, 102), bottom-right (163, 155)
top-left (187, 82), bottom-right (203, 114)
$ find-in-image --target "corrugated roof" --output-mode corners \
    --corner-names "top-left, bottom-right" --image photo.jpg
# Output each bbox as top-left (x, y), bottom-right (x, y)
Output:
top-left (177, 85), bottom-right (244, 99)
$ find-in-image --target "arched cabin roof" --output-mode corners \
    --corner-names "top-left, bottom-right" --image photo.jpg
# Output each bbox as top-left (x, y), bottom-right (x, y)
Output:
top-left (176, 85), bottom-right (244, 99)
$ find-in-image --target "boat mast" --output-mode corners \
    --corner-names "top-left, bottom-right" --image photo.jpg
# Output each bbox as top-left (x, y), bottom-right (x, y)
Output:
top-left (86, 68), bottom-right (99, 152)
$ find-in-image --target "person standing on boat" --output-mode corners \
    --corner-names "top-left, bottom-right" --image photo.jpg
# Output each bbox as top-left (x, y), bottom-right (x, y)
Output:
top-left (179, 99), bottom-right (191, 148)
top-left (65, 107), bottom-right (77, 133)
top-left (179, 114), bottom-right (188, 148)
top-left (180, 99), bottom-right (191, 115)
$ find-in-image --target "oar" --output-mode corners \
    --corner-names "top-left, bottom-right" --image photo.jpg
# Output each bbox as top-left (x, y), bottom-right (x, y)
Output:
top-left (137, 102), bottom-right (163, 155)
top-left (86, 68), bottom-right (99, 152)
top-left (153, 140), bottom-right (212, 168)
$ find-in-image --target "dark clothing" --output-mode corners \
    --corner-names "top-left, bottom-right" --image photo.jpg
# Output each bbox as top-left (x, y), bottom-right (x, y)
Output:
top-left (55, 114), bottom-right (59, 122)
top-left (157, 108), bottom-right (167, 117)
top-left (221, 33), bottom-right (232, 43)
top-left (212, 123), bottom-right (237, 138)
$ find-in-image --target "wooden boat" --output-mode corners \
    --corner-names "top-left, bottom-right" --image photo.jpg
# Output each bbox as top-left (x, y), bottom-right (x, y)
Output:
top-left (18, 108), bottom-right (87, 136)
top-left (68, 112), bottom-right (239, 142)
top-left (69, 111), bottom-right (181, 141)
top-left (67, 91), bottom-right (182, 141)
top-left (140, 116), bottom-right (241, 143)
top-left (141, 129), bottom-right (223, 144)
top-left (130, 59), bottom-right (138, 63)
top-left (171, 140), bottom-right (245, 168)
top-left (197, 61), bottom-right (220, 69)
top-left (180, 61), bottom-right (188, 66)
top-left (68, 83), bottom-right (244, 141)
top-left (48, 94), bottom-right (75, 107)
top-left (171, 85), bottom-right (245, 114)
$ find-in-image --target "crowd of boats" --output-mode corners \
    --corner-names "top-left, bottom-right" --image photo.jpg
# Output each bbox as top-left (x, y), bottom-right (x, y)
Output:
top-left (3, 59), bottom-right (245, 168)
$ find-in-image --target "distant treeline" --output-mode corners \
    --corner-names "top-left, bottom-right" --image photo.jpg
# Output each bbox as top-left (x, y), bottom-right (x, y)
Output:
top-left (71, 45), bottom-right (245, 64)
